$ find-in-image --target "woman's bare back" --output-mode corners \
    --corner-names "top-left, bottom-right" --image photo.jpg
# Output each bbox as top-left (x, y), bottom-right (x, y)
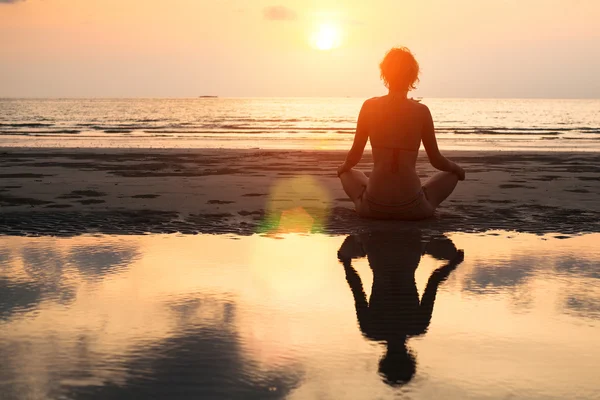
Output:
top-left (364, 95), bottom-right (428, 204)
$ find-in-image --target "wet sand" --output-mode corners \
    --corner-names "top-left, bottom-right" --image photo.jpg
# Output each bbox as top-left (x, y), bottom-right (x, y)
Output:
top-left (1, 148), bottom-right (599, 236)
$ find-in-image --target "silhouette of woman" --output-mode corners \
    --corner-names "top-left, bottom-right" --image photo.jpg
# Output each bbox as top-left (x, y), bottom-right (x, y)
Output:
top-left (337, 47), bottom-right (465, 220)
top-left (337, 230), bottom-right (464, 386)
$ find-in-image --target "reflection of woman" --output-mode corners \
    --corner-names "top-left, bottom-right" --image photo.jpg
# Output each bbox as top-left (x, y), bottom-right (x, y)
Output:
top-left (337, 231), bottom-right (464, 386)
top-left (337, 47), bottom-right (465, 220)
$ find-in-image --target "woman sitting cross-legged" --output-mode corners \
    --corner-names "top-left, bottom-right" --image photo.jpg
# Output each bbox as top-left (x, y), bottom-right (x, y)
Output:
top-left (337, 47), bottom-right (465, 220)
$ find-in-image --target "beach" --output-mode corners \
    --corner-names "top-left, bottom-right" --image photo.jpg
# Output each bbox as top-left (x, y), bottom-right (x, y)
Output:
top-left (2, 145), bottom-right (600, 400)
top-left (1, 148), bottom-right (599, 236)
top-left (2, 144), bottom-right (600, 400)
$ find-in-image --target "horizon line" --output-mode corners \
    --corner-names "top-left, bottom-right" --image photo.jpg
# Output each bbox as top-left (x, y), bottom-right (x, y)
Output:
top-left (1, 96), bottom-right (599, 100)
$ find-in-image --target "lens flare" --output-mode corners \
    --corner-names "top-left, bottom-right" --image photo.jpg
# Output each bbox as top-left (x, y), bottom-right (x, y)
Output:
top-left (258, 175), bottom-right (332, 235)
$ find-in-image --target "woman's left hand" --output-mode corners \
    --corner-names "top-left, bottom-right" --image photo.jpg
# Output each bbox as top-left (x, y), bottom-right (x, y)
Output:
top-left (337, 164), bottom-right (346, 177)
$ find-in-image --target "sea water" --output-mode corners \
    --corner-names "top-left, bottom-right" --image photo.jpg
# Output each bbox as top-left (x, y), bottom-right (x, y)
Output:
top-left (1, 98), bottom-right (599, 151)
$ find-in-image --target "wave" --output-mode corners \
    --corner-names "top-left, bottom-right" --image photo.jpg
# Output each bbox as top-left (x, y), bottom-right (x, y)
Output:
top-left (0, 123), bottom-right (54, 128)
top-left (0, 130), bottom-right (81, 135)
top-left (1, 121), bottom-right (599, 137)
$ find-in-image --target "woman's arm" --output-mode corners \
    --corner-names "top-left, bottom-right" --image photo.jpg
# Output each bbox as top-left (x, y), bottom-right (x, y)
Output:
top-left (415, 250), bottom-right (464, 334)
top-left (337, 235), bottom-right (367, 261)
top-left (421, 106), bottom-right (465, 180)
top-left (337, 100), bottom-right (370, 177)
top-left (341, 259), bottom-right (370, 336)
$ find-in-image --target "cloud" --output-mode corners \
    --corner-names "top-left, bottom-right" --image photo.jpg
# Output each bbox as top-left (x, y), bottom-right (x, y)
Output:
top-left (263, 5), bottom-right (297, 21)
top-left (0, 0), bottom-right (25, 4)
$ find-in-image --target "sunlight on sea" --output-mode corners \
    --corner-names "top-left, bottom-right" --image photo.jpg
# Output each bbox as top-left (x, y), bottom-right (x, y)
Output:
top-left (1, 98), bottom-right (599, 151)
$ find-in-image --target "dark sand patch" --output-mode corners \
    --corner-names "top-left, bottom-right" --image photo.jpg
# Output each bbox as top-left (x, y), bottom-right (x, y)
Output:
top-left (2, 186), bottom-right (22, 189)
top-left (207, 200), bottom-right (235, 205)
top-left (187, 213), bottom-right (234, 224)
top-left (0, 194), bottom-right (53, 207)
top-left (112, 168), bottom-right (240, 178)
top-left (77, 199), bottom-right (106, 205)
top-left (131, 194), bottom-right (161, 199)
top-left (499, 184), bottom-right (535, 189)
top-left (335, 198), bottom-right (353, 202)
top-left (242, 193), bottom-right (267, 197)
top-left (44, 204), bottom-right (73, 209)
top-left (5, 158), bottom-right (34, 163)
top-left (534, 175), bottom-right (562, 181)
top-left (0, 173), bottom-right (51, 179)
top-left (565, 189), bottom-right (590, 194)
top-left (578, 176), bottom-right (600, 182)
top-left (477, 199), bottom-right (513, 204)
top-left (70, 190), bottom-right (107, 197)
top-left (494, 208), bottom-right (518, 218)
top-left (238, 210), bottom-right (264, 217)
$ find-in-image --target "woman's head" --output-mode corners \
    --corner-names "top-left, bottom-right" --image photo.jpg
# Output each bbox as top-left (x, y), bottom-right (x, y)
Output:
top-left (378, 342), bottom-right (417, 386)
top-left (379, 47), bottom-right (420, 92)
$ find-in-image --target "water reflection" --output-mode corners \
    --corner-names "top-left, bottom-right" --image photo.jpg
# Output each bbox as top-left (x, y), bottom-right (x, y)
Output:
top-left (0, 232), bottom-right (598, 399)
top-left (67, 245), bottom-right (139, 280)
top-left (0, 278), bottom-right (42, 321)
top-left (21, 246), bottom-right (76, 304)
top-left (338, 231), bottom-right (464, 386)
top-left (0, 246), bottom-right (11, 264)
top-left (62, 298), bottom-right (303, 400)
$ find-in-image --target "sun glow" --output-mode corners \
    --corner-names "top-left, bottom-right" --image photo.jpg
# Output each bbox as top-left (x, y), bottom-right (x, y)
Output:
top-left (311, 23), bottom-right (342, 51)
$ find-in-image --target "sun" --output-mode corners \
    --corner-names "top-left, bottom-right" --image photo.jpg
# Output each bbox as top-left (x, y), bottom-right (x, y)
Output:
top-left (311, 23), bottom-right (342, 51)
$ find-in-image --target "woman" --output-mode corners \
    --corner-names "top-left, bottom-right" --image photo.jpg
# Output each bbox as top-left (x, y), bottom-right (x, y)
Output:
top-left (337, 47), bottom-right (465, 220)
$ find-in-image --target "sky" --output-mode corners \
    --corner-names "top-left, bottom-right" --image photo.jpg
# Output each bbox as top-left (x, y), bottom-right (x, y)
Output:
top-left (1, 0), bottom-right (599, 98)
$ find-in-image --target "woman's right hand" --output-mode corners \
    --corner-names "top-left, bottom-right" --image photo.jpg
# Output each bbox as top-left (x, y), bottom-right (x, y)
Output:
top-left (452, 163), bottom-right (466, 181)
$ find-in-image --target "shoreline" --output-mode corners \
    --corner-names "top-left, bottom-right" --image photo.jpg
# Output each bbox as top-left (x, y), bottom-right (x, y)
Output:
top-left (1, 140), bottom-right (599, 152)
top-left (1, 148), bottom-right (599, 236)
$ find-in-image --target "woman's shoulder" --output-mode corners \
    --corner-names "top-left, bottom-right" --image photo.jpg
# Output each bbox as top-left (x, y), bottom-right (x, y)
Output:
top-left (409, 100), bottom-right (431, 119)
top-left (363, 96), bottom-right (428, 109)
top-left (361, 97), bottom-right (430, 121)
top-left (359, 97), bottom-right (382, 117)
top-left (408, 98), bottom-right (429, 110)
top-left (362, 96), bottom-right (381, 106)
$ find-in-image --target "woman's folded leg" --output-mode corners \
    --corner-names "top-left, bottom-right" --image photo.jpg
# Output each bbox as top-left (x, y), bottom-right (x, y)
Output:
top-left (422, 171), bottom-right (459, 209)
top-left (339, 168), bottom-right (369, 212)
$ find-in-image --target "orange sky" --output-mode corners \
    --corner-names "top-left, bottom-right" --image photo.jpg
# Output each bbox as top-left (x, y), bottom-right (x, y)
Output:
top-left (1, 0), bottom-right (599, 97)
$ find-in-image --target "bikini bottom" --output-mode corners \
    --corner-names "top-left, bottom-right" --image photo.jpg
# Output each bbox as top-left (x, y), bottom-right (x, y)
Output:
top-left (355, 188), bottom-right (433, 221)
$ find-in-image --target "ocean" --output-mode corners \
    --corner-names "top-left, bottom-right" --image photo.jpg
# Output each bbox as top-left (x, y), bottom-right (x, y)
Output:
top-left (1, 98), bottom-right (599, 151)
